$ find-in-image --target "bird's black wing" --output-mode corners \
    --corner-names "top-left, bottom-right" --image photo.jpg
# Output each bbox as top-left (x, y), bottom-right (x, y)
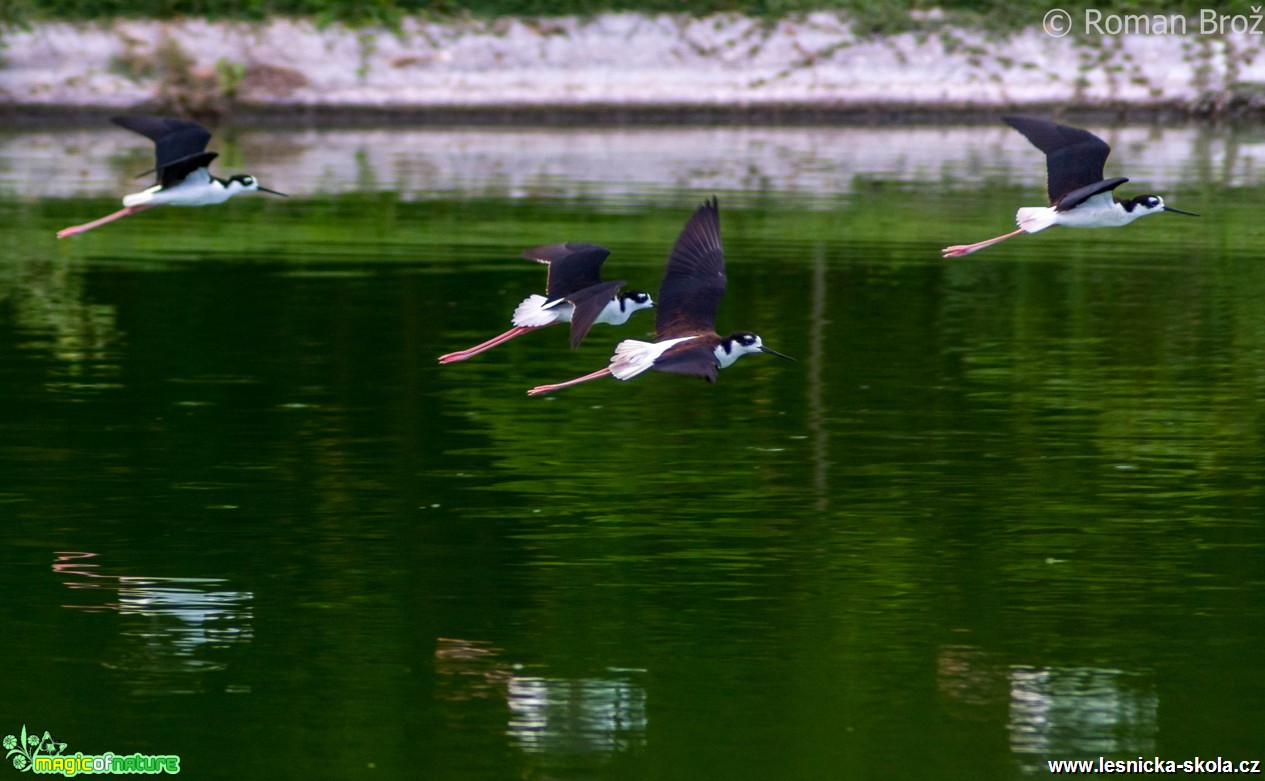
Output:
top-left (1054, 177), bottom-right (1130, 212)
top-left (112, 116), bottom-right (217, 187)
top-left (1003, 116), bottom-right (1112, 205)
top-left (655, 197), bottom-right (725, 340)
top-left (564, 280), bottom-right (625, 348)
top-left (650, 339), bottom-right (720, 383)
top-left (522, 243), bottom-right (611, 299)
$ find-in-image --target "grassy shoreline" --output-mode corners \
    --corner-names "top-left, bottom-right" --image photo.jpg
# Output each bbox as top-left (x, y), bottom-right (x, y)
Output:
top-left (8, 1), bottom-right (1265, 46)
top-left (8, 1), bottom-right (1263, 26)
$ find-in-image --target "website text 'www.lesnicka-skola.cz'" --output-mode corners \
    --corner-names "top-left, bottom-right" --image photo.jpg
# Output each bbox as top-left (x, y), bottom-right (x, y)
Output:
top-left (1048, 757), bottom-right (1261, 774)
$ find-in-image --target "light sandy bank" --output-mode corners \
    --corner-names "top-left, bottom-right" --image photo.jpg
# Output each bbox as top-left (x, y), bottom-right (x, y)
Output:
top-left (1, 13), bottom-right (1262, 118)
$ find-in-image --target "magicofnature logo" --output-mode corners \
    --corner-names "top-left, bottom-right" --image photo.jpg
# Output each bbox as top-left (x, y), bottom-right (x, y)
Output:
top-left (4, 726), bottom-right (179, 776)
top-left (4, 727), bottom-right (65, 773)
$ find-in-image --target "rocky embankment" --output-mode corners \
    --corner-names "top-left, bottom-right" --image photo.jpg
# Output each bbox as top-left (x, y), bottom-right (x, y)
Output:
top-left (1, 13), bottom-right (1263, 120)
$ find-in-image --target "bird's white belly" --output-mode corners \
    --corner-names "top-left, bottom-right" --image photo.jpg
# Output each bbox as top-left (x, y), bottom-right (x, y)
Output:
top-left (1017, 192), bottom-right (1137, 233)
top-left (1054, 204), bottom-right (1134, 228)
top-left (122, 168), bottom-right (231, 208)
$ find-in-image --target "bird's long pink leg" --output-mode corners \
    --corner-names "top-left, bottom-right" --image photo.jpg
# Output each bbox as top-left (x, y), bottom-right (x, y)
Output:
top-left (57, 205), bottom-right (154, 239)
top-left (438, 326), bottom-right (538, 364)
top-left (527, 367), bottom-right (613, 397)
top-left (941, 228), bottom-right (1026, 258)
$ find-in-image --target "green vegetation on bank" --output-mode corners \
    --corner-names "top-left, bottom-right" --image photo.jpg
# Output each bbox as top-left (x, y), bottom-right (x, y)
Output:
top-left (2, 0), bottom-right (1261, 28)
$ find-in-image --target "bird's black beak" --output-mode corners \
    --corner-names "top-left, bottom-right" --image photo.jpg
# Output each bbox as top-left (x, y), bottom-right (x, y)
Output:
top-left (259, 186), bottom-right (288, 197)
top-left (1164, 206), bottom-right (1198, 216)
top-left (760, 346), bottom-right (795, 361)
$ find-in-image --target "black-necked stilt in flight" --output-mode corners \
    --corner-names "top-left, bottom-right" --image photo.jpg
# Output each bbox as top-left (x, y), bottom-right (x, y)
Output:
top-left (57, 116), bottom-right (286, 239)
top-left (941, 116), bottom-right (1197, 257)
top-left (527, 197), bottom-right (791, 396)
top-left (437, 242), bottom-right (654, 364)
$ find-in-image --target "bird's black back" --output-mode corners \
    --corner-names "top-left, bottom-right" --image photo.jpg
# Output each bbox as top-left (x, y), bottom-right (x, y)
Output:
top-left (655, 197), bottom-right (726, 339)
top-left (1004, 116), bottom-right (1112, 206)
top-left (522, 242), bottom-right (611, 300)
top-left (112, 115), bottom-right (218, 188)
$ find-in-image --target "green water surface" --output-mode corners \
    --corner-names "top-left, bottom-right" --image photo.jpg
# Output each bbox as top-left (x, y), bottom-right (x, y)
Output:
top-left (0, 123), bottom-right (1262, 780)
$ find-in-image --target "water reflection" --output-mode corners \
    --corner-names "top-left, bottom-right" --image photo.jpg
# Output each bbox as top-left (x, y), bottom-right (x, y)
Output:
top-left (435, 638), bottom-right (647, 761)
top-left (435, 636), bottom-right (514, 702)
top-left (0, 258), bottom-right (121, 395)
top-left (937, 645), bottom-right (1159, 774)
top-left (52, 552), bottom-right (253, 695)
top-left (937, 645), bottom-right (1009, 718)
top-left (1009, 665), bottom-right (1157, 768)
top-left (508, 676), bottom-right (647, 756)
top-left (10, 124), bottom-right (1264, 203)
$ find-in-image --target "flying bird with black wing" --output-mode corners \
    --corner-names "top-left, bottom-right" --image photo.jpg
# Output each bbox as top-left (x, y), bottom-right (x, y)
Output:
top-left (438, 242), bottom-right (654, 364)
top-left (57, 116), bottom-right (286, 239)
top-left (942, 116), bottom-right (1196, 257)
top-left (528, 197), bottom-right (791, 396)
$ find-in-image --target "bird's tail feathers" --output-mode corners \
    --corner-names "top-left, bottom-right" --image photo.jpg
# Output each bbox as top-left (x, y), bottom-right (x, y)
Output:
top-left (1016, 206), bottom-right (1057, 234)
top-left (122, 187), bottom-right (159, 208)
top-left (511, 295), bottom-right (566, 328)
top-left (610, 336), bottom-right (695, 381)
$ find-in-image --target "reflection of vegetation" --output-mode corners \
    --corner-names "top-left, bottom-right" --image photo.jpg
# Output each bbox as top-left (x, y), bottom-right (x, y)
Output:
top-left (0, 233), bottom-right (121, 389)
